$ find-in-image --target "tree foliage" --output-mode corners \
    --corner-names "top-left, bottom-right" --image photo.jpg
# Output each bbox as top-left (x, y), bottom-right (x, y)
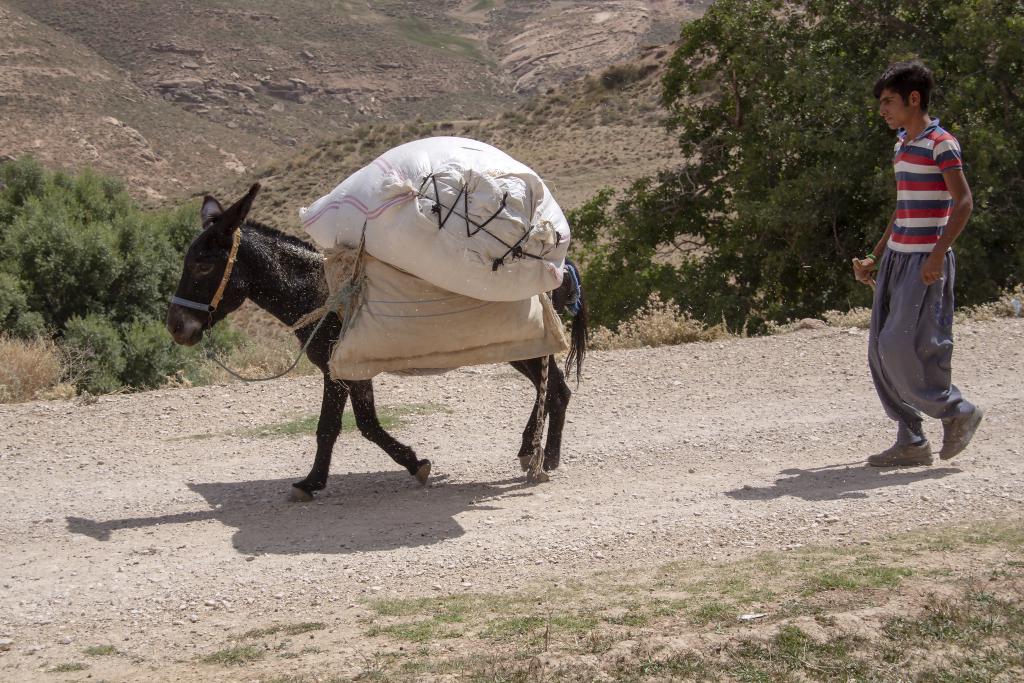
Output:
top-left (0, 157), bottom-right (215, 391)
top-left (570, 0), bottom-right (1024, 330)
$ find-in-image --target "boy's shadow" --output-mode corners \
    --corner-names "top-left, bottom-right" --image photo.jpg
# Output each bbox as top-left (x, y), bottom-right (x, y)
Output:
top-left (725, 462), bottom-right (961, 502)
top-left (66, 471), bottom-right (531, 556)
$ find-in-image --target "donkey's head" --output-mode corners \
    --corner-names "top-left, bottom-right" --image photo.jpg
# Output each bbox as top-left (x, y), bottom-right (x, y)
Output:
top-left (166, 183), bottom-right (260, 346)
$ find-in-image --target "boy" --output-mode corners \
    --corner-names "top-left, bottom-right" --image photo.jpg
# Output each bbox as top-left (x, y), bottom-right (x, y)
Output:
top-left (852, 60), bottom-right (983, 467)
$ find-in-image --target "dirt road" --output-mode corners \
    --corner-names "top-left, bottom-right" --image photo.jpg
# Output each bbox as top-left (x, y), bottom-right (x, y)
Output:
top-left (2, 318), bottom-right (1022, 680)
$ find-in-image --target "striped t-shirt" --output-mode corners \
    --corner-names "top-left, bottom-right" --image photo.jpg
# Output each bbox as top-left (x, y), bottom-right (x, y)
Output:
top-left (889, 119), bottom-right (963, 253)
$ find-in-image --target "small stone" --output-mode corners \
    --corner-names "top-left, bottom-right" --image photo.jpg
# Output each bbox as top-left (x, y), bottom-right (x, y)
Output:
top-left (273, 593), bottom-right (284, 599)
top-left (0, 639), bottom-right (12, 651)
top-left (204, 599), bottom-right (217, 607)
top-left (188, 614), bottom-right (199, 623)
top-left (460, 582), bottom-right (473, 588)
top-left (58, 636), bottom-right (72, 645)
top-left (431, 584), bottom-right (442, 591)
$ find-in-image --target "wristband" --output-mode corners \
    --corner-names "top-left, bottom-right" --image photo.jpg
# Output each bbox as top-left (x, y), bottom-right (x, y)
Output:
top-left (864, 253), bottom-right (876, 262)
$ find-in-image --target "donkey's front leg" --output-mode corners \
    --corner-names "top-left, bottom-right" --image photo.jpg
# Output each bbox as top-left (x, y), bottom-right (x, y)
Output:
top-left (348, 380), bottom-right (432, 484)
top-left (291, 374), bottom-right (349, 501)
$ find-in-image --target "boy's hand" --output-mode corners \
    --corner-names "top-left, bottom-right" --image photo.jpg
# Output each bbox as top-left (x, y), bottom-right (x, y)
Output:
top-left (921, 251), bottom-right (944, 285)
top-left (852, 257), bottom-right (876, 287)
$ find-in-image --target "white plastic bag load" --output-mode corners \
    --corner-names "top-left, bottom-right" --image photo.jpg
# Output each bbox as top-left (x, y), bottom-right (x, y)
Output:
top-left (329, 254), bottom-right (568, 380)
top-left (300, 136), bottom-right (570, 302)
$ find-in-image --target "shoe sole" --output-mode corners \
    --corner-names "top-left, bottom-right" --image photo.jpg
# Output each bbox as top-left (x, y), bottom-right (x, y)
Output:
top-left (940, 407), bottom-right (985, 460)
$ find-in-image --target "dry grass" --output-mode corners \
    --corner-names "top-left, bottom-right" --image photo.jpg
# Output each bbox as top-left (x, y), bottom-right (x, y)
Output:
top-left (0, 335), bottom-right (73, 403)
top-left (823, 307), bottom-right (873, 329)
top-left (590, 293), bottom-right (731, 350)
top-left (959, 283), bottom-right (1024, 322)
top-left (200, 336), bottom-right (318, 385)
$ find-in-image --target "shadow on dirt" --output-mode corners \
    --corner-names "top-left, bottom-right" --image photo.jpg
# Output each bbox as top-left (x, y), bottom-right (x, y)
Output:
top-left (65, 471), bottom-right (533, 555)
top-left (725, 462), bottom-right (962, 501)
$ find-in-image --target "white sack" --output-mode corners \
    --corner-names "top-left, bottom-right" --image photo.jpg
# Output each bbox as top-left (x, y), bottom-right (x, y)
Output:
top-left (301, 137), bottom-right (570, 301)
top-left (329, 256), bottom-right (568, 381)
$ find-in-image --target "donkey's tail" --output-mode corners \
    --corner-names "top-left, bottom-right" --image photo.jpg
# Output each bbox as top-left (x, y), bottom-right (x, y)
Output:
top-left (562, 261), bottom-right (588, 386)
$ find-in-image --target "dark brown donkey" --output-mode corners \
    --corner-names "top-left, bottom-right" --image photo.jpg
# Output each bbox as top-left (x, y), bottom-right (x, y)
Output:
top-left (166, 184), bottom-right (588, 500)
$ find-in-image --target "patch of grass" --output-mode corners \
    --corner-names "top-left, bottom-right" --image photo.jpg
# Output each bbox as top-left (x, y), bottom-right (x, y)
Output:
top-left (348, 520), bottom-right (1024, 682)
top-left (239, 621), bottom-right (325, 639)
top-left (394, 18), bottom-right (488, 64)
top-left (201, 644), bottom-right (265, 666)
top-left (366, 619), bottom-right (456, 643)
top-left (803, 563), bottom-right (912, 594)
top-left (83, 644), bottom-right (118, 656)
top-left (480, 615), bottom-right (545, 641)
top-left (49, 662), bottom-right (88, 672)
top-left (185, 402), bottom-right (447, 440)
top-left (690, 600), bottom-right (733, 625)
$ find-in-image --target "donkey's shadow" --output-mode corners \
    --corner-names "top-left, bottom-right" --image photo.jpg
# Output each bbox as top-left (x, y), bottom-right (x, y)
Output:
top-left (66, 472), bottom-right (531, 556)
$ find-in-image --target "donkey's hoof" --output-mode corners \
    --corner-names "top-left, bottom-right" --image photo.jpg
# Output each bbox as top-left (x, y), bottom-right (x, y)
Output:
top-left (518, 455), bottom-right (533, 472)
top-left (543, 455), bottom-right (561, 471)
top-left (289, 486), bottom-right (315, 503)
top-left (526, 470), bottom-right (551, 484)
top-left (414, 460), bottom-right (432, 485)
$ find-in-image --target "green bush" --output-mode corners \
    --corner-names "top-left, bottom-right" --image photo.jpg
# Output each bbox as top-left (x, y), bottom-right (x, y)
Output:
top-left (0, 157), bottom-right (235, 394)
top-left (122, 318), bottom-right (192, 390)
top-left (63, 314), bottom-right (125, 395)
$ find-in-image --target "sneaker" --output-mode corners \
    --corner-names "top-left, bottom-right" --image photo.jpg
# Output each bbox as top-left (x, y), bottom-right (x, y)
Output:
top-left (868, 442), bottom-right (933, 467)
top-left (940, 406), bottom-right (985, 460)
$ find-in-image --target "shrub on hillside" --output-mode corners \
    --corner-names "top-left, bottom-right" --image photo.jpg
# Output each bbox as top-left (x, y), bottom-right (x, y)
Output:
top-left (0, 157), bottom-right (234, 397)
top-left (599, 63), bottom-right (645, 90)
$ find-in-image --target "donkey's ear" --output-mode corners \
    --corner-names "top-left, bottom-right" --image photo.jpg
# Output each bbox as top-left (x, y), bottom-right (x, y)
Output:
top-left (216, 183), bottom-right (261, 233)
top-left (201, 195), bottom-right (224, 228)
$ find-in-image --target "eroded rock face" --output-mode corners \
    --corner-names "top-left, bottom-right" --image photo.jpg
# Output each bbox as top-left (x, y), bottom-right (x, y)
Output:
top-left (497, 0), bottom-right (710, 94)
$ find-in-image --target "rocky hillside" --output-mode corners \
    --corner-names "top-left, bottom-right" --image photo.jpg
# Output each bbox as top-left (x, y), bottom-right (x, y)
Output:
top-left (1, 0), bottom-right (708, 204)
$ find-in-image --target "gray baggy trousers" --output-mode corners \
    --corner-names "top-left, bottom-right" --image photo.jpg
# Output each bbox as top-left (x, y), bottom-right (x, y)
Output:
top-left (868, 249), bottom-right (973, 445)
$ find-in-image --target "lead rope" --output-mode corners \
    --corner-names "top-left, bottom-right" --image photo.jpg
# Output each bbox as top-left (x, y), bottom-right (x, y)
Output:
top-left (203, 235), bottom-right (367, 384)
top-left (526, 298), bottom-right (551, 482)
top-left (202, 297), bottom-right (338, 383)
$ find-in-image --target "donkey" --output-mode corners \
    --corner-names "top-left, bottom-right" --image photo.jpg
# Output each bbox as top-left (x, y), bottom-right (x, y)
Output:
top-left (166, 184), bottom-right (588, 500)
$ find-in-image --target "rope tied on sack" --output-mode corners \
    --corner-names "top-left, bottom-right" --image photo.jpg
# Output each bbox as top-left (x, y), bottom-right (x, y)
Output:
top-left (204, 229), bottom-right (367, 384)
top-left (290, 231), bottom-right (367, 335)
top-left (416, 170), bottom-right (558, 274)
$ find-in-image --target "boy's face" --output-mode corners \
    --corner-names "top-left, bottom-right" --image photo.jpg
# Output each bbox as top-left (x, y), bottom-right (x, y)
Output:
top-left (877, 87), bottom-right (920, 130)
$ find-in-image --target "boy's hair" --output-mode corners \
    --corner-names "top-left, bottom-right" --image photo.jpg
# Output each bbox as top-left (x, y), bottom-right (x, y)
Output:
top-left (873, 60), bottom-right (934, 111)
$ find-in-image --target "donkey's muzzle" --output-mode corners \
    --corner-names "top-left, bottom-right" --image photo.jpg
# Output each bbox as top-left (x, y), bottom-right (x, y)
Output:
top-left (166, 304), bottom-right (204, 346)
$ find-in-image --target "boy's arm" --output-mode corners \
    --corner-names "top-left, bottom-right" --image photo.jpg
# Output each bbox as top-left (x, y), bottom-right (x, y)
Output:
top-left (921, 169), bottom-right (973, 285)
top-left (852, 210), bottom-right (896, 286)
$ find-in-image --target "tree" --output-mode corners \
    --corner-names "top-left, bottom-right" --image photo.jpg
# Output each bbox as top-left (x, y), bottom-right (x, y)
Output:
top-left (570, 0), bottom-right (1024, 330)
top-left (0, 158), bottom-right (224, 391)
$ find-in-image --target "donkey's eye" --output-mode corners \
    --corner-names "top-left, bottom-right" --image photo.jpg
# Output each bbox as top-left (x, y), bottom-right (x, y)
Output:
top-left (194, 263), bottom-right (217, 276)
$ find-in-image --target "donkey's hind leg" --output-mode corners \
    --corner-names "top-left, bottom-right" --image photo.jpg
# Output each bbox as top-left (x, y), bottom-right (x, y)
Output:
top-left (539, 358), bottom-right (571, 471)
top-left (348, 380), bottom-right (432, 484)
top-left (511, 356), bottom-right (571, 471)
